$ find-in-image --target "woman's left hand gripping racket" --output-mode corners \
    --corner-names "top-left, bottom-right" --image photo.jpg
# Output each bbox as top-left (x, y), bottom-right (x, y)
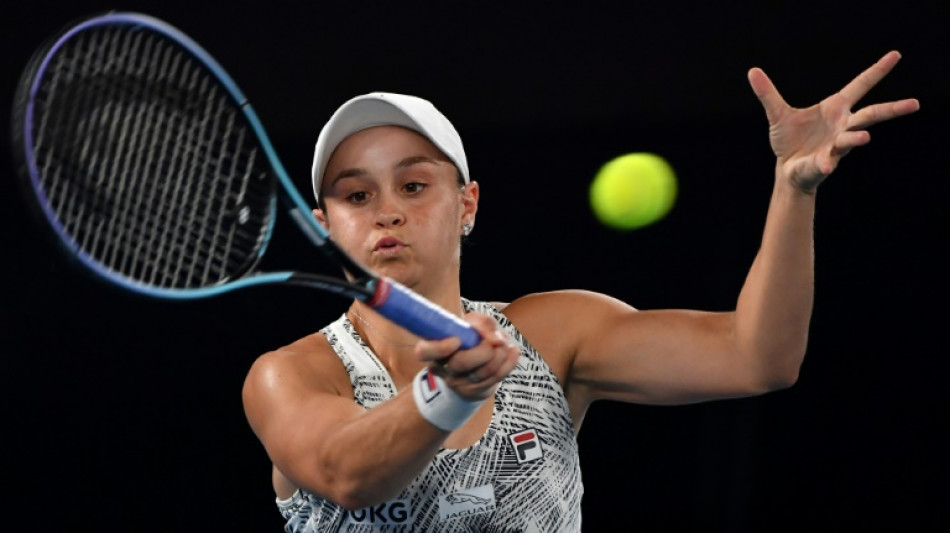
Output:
top-left (11, 11), bottom-right (481, 349)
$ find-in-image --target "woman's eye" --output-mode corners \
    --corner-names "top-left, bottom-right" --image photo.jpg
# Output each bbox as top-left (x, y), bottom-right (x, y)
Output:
top-left (404, 182), bottom-right (426, 194)
top-left (347, 191), bottom-right (368, 203)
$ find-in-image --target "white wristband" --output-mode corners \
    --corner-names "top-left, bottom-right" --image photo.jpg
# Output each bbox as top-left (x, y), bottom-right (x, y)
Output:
top-left (412, 368), bottom-right (484, 431)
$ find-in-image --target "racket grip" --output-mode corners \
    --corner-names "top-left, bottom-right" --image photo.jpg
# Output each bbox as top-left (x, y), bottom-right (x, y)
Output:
top-left (369, 278), bottom-right (481, 349)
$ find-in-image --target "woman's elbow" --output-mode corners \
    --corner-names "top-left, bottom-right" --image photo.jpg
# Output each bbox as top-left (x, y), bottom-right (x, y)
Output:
top-left (765, 365), bottom-right (801, 391)
top-left (759, 348), bottom-right (806, 392)
top-left (320, 471), bottom-right (403, 511)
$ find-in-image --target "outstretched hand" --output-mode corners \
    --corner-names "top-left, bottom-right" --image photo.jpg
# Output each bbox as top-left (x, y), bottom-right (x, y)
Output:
top-left (748, 50), bottom-right (920, 192)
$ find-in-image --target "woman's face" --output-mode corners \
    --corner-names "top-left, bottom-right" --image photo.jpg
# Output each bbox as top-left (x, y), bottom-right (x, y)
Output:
top-left (317, 125), bottom-right (478, 292)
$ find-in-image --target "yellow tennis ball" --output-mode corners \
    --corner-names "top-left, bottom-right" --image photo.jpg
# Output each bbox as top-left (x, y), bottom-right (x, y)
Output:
top-left (589, 152), bottom-right (678, 230)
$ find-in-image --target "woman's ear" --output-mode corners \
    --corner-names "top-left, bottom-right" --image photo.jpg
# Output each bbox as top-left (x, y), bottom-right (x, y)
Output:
top-left (460, 181), bottom-right (479, 229)
top-left (313, 208), bottom-right (329, 231)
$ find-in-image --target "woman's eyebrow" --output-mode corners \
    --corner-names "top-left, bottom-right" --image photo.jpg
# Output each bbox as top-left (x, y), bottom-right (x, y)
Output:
top-left (328, 167), bottom-right (367, 187)
top-left (395, 155), bottom-right (441, 170)
top-left (329, 156), bottom-right (443, 186)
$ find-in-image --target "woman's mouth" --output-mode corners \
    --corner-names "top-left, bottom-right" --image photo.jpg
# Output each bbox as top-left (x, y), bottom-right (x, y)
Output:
top-left (374, 236), bottom-right (406, 256)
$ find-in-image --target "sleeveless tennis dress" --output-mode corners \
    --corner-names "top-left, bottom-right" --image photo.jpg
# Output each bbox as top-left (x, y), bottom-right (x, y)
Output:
top-left (277, 299), bottom-right (583, 532)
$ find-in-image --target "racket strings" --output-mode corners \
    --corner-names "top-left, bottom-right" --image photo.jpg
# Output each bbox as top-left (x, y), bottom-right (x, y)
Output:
top-left (31, 25), bottom-right (274, 289)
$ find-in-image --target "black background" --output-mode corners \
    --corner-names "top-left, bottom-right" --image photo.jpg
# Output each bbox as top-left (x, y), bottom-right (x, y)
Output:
top-left (2, 2), bottom-right (947, 532)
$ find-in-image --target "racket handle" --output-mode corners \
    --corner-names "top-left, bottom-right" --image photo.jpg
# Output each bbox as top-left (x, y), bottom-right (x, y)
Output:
top-left (369, 278), bottom-right (481, 349)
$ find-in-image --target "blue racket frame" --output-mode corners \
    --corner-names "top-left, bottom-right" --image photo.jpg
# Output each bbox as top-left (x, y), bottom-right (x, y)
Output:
top-left (15, 12), bottom-right (481, 348)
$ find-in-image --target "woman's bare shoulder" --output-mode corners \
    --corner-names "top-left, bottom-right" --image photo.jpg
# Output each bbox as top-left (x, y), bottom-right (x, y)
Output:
top-left (245, 329), bottom-right (351, 397)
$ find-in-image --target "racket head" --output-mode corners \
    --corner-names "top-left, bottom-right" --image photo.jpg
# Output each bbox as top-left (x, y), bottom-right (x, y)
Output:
top-left (11, 12), bottom-right (280, 298)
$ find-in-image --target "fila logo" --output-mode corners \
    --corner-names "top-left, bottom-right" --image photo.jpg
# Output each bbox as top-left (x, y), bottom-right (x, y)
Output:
top-left (419, 369), bottom-right (441, 403)
top-left (510, 428), bottom-right (543, 463)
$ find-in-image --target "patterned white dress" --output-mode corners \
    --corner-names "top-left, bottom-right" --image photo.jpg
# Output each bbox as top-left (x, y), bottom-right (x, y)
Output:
top-left (277, 299), bottom-right (583, 532)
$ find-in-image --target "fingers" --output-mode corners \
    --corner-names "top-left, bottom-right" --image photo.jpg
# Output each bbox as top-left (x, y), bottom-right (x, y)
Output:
top-left (849, 98), bottom-right (921, 130)
top-left (838, 50), bottom-right (902, 106)
top-left (834, 130), bottom-right (871, 153)
top-left (747, 66), bottom-right (787, 125)
top-left (417, 336), bottom-right (464, 364)
top-left (430, 341), bottom-right (519, 401)
top-left (416, 313), bottom-right (505, 365)
top-left (837, 95), bottom-right (918, 161)
top-left (415, 312), bottom-right (519, 396)
top-left (750, 51), bottom-right (918, 127)
top-left (463, 340), bottom-right (519, 384)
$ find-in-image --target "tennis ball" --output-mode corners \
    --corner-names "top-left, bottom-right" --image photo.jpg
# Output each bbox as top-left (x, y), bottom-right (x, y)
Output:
top-left (589, 152), bottom-right (677, 230)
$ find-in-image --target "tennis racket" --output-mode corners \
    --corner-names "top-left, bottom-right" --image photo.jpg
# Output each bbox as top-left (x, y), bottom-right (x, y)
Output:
top-left (10, 11), bottom-right (481, 349)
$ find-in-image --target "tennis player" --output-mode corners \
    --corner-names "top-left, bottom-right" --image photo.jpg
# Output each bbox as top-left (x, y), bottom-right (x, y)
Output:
top-left (242, 51), bottom-right (919, 531)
